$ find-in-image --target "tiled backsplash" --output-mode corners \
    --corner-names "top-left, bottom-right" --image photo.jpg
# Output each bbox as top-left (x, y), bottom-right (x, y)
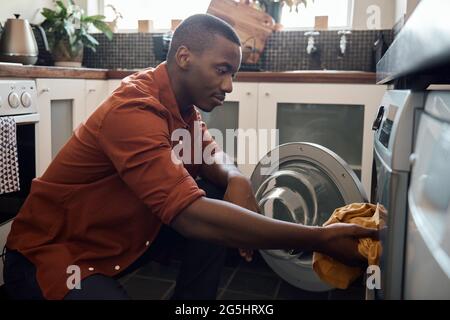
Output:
top-left (83, 29), bottom-right (393, 72)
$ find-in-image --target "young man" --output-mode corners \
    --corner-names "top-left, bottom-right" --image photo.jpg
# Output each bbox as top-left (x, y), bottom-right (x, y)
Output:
top-left (4, 14), bottom-right (376, 300)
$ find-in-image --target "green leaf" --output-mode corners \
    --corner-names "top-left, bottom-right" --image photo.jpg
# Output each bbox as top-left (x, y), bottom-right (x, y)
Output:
top-left (92, 20), bottom-right (113, 40)
top-left (82, 15), bottom-right (106, 23)
top-left (83, 33), bottom-right (99, 47)
top-left (55, 1), bottom-right (67, 17)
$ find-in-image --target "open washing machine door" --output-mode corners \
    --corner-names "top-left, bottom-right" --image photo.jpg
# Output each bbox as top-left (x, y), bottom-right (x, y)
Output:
top-left (251, 142), bottom-right (368, 291)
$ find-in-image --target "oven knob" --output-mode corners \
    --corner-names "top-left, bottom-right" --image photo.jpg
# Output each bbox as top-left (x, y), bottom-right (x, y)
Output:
top-left (21, 92), bottom-right (32, 108)
top-left (8, 92), bottom-right (20, 108)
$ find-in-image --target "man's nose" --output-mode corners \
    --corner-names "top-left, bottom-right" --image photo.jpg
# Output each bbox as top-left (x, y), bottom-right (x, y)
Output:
top-left (220, 75), bottom-right (233, 93)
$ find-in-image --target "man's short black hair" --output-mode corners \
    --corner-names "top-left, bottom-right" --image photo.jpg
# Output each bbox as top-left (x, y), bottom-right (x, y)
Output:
top-left (167, 14), bottom-right (241, 62)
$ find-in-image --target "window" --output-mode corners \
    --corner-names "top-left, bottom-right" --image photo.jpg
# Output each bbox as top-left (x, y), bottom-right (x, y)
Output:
top-left (281, 0), bottom-right (353, 30)
top-left (99, 0), bottom-right (352, 32)
top-left (101, 0), bottom-right (211, 31)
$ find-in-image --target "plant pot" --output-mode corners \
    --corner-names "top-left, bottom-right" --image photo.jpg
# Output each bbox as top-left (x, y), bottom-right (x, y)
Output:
top-left (52, 40), bottom-right (83, 67)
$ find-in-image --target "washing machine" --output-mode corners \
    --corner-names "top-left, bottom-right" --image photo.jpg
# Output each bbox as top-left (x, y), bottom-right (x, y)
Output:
top-left (249, 90), bottom-right (424, 294)
top-left (250, 142), bottom-right (368, 292)
top-left (370, 90), bottom-right (425, 300)
top-left (403, 90), bottom-right (450, 299)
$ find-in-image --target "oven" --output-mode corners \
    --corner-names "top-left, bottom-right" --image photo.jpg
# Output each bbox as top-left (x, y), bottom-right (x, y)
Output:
top-left (0, 79), bottom-right (39, 285)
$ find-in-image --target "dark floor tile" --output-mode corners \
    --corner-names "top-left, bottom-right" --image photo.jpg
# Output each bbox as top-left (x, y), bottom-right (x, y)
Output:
top-left (136, 260), bottom-right (181, 280)
top-left (220, 289), bottom-right (273, 300)
top-left (0, 285), bottom-right (10, 300)
top-left (219, 267), bottom-right (235, 289)
top-left (122, 275), bottom-right (174, 300)
top-left (328, 285), bottom-right (365, 300)
top-left (161, 283), bottom-right (176, 300)
top-left (276, 280), bottom-right (329, 300)
top-left (118, 274), bottom-right (133, 286)
top-left (227, 270), bottom-right (279, 296)
top-left (224, 248), bottom-right (242, 268)
top-left (238, 251), bottom-right (276, 276)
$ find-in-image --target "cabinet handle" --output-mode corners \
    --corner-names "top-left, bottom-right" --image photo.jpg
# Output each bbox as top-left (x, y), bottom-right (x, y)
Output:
top-left (41, 88), bottom-right (49, 93)
top-left (88, 89), bottom-right (96, 93)
top-left (246, 92), bottom-right (251, 96)
top-left (265, 92), bottom-right (270, 97)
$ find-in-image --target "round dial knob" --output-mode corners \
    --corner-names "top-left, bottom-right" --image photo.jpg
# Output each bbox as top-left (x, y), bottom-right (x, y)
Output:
top-left (21, 92), bottom-right (32, 108)
top-left (8, 92), bottom-right (20, 108)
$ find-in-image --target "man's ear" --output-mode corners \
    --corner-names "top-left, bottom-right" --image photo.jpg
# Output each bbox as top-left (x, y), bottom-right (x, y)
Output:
top-left (175, 45), bottom-right (192, 71)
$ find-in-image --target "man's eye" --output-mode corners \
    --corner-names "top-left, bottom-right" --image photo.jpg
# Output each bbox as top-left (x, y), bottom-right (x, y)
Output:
top-left (216, 68), bottom-right (226, 75)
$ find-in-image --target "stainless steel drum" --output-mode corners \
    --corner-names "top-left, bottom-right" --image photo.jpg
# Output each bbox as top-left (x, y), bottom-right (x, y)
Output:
top-left (251, 142), bottom-right (367, 291)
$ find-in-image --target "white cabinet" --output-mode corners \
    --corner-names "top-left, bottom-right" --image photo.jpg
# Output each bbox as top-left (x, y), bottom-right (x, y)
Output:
top-left (36, 79), bottom-right (85, 175)
top-left (108, 79), bottom-right (122, 94)
top-left (257, 83), bottom-right (386, 195)
top-left (0, 221), bottom-right (12, 286)
top-left (85, 80), bottom-right (108, 118)
top-left (198, 82), bottom-right (258, 177)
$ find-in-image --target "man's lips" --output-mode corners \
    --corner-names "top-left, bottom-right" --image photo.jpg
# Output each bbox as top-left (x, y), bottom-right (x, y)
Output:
top-left (212, 94), bottom-right (225, 104)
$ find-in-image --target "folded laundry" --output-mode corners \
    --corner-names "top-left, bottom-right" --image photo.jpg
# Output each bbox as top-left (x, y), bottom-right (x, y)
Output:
top-left (313, 203), bottom-right (386, 289)
top-left (0, 116), bottom-right (20, 195)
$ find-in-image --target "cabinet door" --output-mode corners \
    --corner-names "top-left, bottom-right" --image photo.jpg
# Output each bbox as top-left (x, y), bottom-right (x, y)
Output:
top-left (108, 79), bottom-right (122, 94)
top-left (85, 80), bottom-right (108, 118)
top-left (197, 82), bottom-right (258, 177)
top-left (36, 79), bottom-right (85, 175)
top-left (258, 83), bottom-right (386, 195)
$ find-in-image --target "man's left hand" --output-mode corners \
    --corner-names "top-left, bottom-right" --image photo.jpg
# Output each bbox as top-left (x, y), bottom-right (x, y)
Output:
top-left (223, 175), bottom-right (259, 262)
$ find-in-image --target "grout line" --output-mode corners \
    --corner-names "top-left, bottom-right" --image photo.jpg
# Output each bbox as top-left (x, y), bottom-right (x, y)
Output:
top-left (217, 265), bottom-right (240, 300)
top-left (272, 279), bottom-right (282, 300)
top-left (220, 289), bottom-right (273, 300)
top-left (132, 274), bottom-right (175, 284)
top-left (161, 282), bottom-right (176, 300)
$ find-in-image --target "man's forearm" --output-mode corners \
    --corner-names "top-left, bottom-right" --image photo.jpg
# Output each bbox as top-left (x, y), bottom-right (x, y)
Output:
top-left (171, 197), bottom-right (323, 252)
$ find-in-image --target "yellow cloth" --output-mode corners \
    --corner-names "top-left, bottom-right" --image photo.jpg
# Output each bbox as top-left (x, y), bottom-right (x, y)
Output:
top-left (312, 203), bottom-right (386, 289)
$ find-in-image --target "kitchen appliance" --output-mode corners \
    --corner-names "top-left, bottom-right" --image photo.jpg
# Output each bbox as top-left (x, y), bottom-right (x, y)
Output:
top-left (370, 90), bottom-right (424, 299)
top-left (0, 14), bottom-right (39, 65)
top-left (31, 24), bottom-right (53, 66)
top-left (0, 80), bottom-right (39, 286)
top-left (373, 0), bottom-right (450, 299)
top-left (248, 0), bottom-right (450, 298)
top-left (251, 142), bottom-right (368, 292)
top-left (403, 90), bottom-right (450, 299)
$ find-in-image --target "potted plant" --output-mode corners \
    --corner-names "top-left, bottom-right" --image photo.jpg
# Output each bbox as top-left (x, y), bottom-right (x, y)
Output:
top-left (105, 4), bottom-right (123, 33)
top-left (258, 0), bottom-right (311, 24)
top-left (40, 0), bottom-right (113, 67)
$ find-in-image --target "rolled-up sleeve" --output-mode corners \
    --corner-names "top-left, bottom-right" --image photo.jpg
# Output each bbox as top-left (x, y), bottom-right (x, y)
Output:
top-left (98, 104), bottom-right (205, 224)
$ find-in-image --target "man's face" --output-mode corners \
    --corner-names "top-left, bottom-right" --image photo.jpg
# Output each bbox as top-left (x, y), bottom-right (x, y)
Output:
top-left (186, 35), bottom-right (241, 112)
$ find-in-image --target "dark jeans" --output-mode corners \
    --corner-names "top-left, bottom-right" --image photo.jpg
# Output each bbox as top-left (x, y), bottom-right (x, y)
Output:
top-left (3, 178), bottom-right (227, 300)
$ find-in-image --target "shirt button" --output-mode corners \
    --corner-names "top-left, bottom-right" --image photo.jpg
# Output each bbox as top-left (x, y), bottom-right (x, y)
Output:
top-left (145, 241), bottom-right (150, 246)
top-left (114, 265), bottom-right (120, 271)
top-left (88, 267), bottom-right (94, 271)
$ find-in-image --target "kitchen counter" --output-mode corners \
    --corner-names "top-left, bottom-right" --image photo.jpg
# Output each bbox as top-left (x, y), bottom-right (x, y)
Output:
top-left (0, 64), bottom-right (377, 84)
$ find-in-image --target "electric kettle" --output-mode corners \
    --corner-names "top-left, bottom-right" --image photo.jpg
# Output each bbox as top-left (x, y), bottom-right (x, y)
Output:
top-left (0, 14), bottom-right (39, 65)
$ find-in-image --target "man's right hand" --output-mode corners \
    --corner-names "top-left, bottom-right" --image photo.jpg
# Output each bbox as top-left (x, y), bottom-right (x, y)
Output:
top-left (317, 223), bottom-right (379, 267)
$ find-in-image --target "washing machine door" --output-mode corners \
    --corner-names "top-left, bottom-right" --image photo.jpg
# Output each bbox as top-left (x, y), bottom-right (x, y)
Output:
top-left (251, 142), bottom-right (368, 291)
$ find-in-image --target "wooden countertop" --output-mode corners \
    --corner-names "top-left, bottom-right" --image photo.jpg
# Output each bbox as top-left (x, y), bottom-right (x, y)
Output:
top-left (0, 64), bottom-right (377, 84)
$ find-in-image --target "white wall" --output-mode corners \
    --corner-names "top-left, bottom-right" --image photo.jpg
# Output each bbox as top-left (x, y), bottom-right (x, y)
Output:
top-left (0, 0), bottom-right (54, 24)
top-left (395, 0), bottom-right (421, 24)
top-left (352, 0), bottom-right (396, 30)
